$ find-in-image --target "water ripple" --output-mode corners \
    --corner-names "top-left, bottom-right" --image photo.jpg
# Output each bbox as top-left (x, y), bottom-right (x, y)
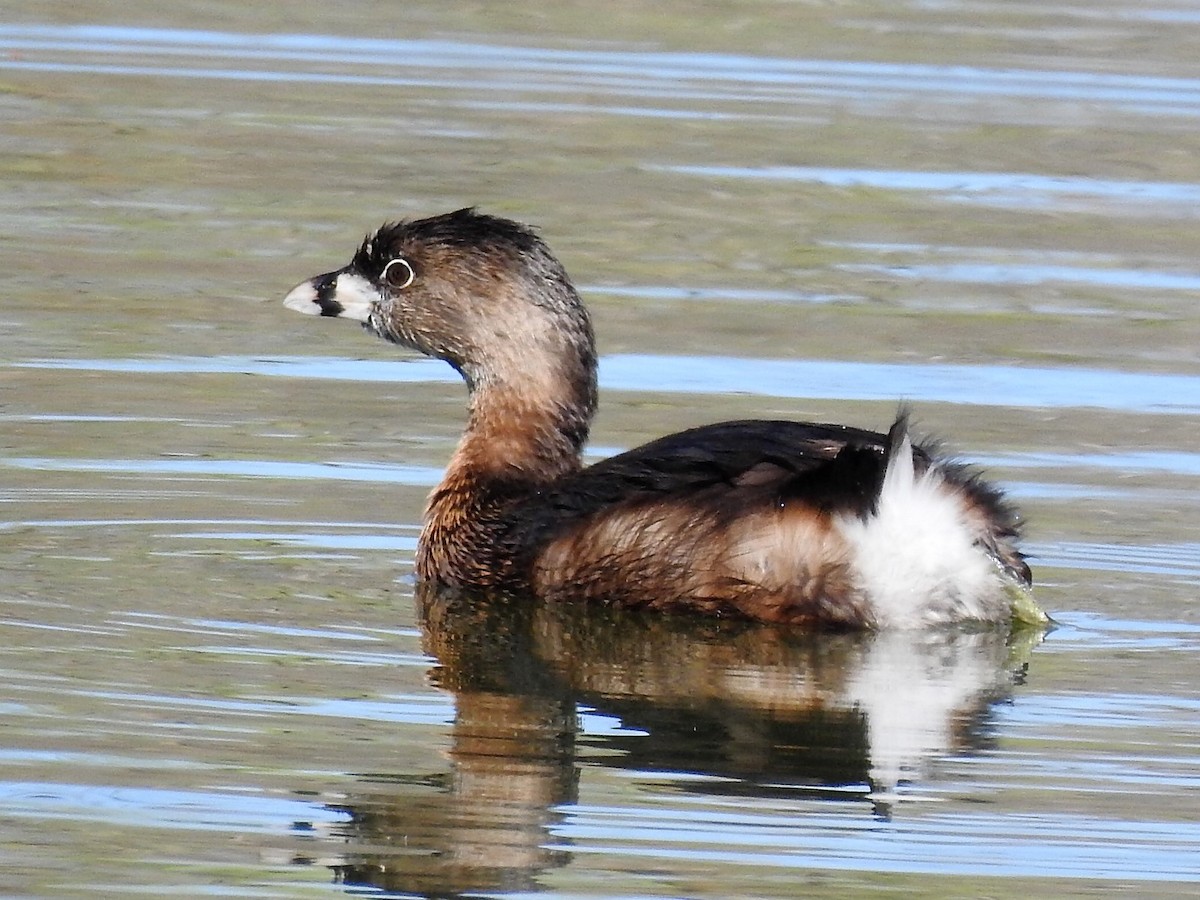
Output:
top-left (13, 355), bottom-right (1200, 414)
top-left (983, 450), bottom-right (1200, 477)
top-left (3, 24), bottom-right (1200, 122)
top-left (661, 164), bottom-right (1200, 213)
top-left (0, 780), bottom-right (347, 833)
top-left (843, 262), bottom-right (1200, 292)
top-left (1030, 541), bottom-right (1200, 579)
top-left (2, 455), bottom-right (442, 485)
top-left (552, 803), bottom-right (1200, 880)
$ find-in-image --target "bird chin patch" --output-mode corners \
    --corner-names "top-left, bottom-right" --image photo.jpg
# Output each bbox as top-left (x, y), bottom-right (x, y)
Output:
top-left (365, 311), bottom-right (415, 350)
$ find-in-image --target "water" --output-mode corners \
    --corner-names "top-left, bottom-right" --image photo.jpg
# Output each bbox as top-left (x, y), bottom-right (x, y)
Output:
top-left (2, 2), bottom-right (1199, 897)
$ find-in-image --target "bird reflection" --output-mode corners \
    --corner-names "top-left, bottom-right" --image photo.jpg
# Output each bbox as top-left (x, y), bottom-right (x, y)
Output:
top-left (328, 584), bottom-right (1043, 896)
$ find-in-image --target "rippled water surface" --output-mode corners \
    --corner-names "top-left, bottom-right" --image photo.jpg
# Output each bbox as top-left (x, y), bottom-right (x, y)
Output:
top-left (2, 2), bottom-right (1199, 897)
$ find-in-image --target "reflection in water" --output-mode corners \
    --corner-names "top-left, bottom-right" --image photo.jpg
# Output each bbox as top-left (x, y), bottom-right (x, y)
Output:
top-left (328, 585), bottom-right (1042, 896)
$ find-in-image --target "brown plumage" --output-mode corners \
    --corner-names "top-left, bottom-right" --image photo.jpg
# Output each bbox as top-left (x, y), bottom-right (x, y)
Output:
top-left (284, 208), bottom-right (1035, 628)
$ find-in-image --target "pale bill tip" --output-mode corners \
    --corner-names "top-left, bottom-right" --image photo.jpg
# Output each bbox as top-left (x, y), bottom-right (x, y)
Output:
top-left (282, 281), bottom-right (323, 315)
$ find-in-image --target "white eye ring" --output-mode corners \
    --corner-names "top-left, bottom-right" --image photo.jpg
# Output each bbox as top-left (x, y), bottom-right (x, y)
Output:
top-left (382, 257), bottom-right (415, 289)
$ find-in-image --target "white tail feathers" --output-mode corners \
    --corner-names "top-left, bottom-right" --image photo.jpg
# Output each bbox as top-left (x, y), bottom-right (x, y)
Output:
top-left (837, 433), bottom-right (1009, 627)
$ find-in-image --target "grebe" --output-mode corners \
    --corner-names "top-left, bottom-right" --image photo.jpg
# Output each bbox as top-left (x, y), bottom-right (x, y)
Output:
top-left (284, 208), bottom-right (1037, 628)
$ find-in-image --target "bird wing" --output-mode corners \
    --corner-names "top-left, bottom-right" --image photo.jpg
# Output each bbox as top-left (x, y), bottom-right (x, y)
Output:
top-left (532, 419), bottom-right (895, 524)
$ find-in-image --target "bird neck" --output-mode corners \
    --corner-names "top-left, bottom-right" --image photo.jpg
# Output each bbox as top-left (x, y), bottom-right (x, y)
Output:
top-left (416, 354), bottom-right (597, 585)
top-left (457, 370), bottom-right (596, 483)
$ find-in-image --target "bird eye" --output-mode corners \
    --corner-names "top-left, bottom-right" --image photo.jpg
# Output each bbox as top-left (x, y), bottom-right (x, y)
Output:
top-left (382, 257), bottom-right (415, 289)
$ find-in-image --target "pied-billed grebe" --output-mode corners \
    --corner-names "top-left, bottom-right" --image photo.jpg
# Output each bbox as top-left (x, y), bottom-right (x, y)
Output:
top-left (284, 208), bottom-right (1038, 628)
